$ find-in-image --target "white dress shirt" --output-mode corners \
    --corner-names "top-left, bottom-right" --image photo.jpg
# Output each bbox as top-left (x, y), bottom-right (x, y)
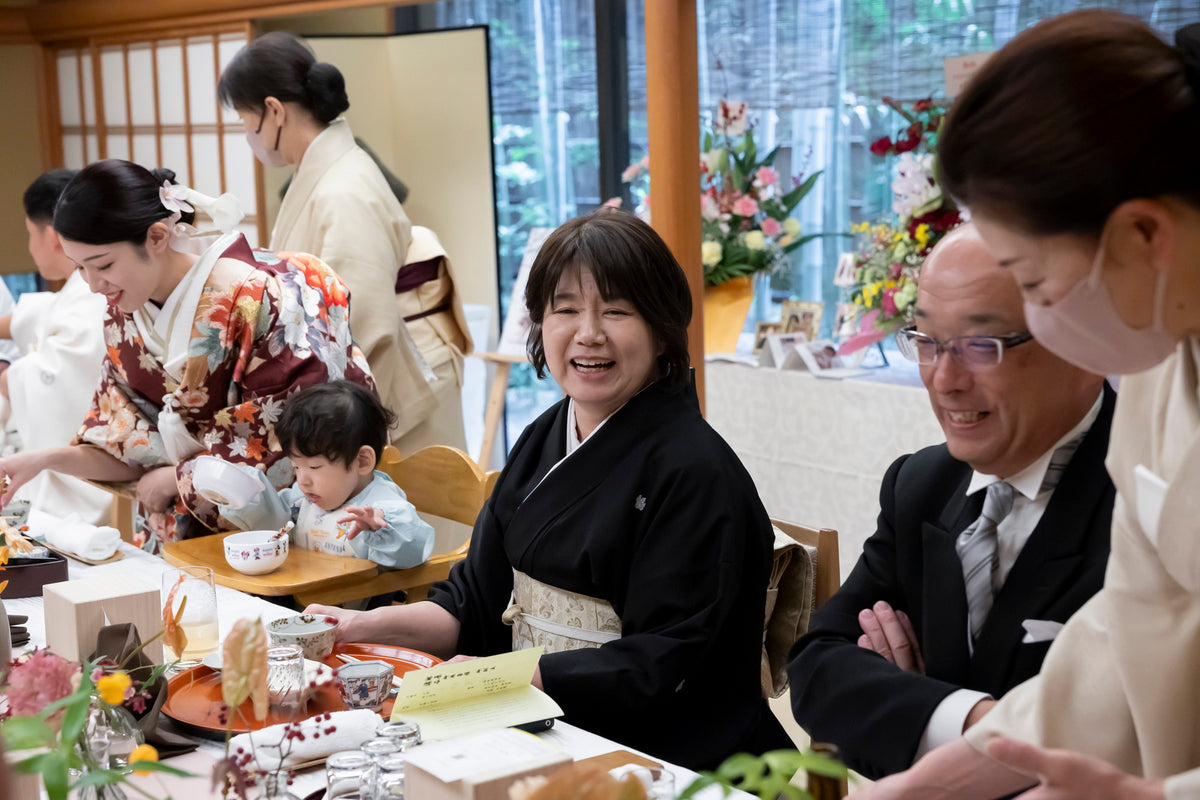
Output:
top-left (914, 391), bottom-right (1104, 761)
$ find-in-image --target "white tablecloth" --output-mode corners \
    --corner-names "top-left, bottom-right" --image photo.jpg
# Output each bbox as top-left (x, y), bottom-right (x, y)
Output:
top-left (705, 360), bottom-right (946, 582)
top-left (6, 544), bottom-right (749, 799)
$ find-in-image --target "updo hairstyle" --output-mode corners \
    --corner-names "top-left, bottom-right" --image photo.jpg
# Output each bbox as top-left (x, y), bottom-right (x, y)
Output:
top-left (53, 160), bottom-right (195, 246)
top-left (217, 31), bottom-right (350, 124)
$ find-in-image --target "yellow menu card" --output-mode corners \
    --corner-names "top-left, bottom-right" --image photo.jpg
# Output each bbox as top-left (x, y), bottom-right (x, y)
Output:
top-left (390, 647), bottom-right (563, 740)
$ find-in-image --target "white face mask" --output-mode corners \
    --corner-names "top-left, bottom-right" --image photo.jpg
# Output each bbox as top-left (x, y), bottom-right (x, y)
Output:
top-left (1023, 239), bottom-right (1177, 376)
top-left (247, 112), bottom-right (286, 168)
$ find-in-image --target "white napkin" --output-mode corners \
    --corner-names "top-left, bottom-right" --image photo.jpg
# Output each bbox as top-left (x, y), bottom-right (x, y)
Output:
top-left (229, 709), bottom-right (381, 771)
top-left (25, 508), bottom-right (120, 561)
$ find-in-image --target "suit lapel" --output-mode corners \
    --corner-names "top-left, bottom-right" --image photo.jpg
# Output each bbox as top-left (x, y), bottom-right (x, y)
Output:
top-left (970, 386), bottom-right (1116, 689)
top-left (919, 467), bottom-right (978, 683)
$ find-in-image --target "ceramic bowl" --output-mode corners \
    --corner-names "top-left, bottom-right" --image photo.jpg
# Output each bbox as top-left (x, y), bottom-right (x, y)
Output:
top-left (335, 660), bottom-right (393, 711)
top-left (223, 530), bottom-right (289, 576)
top-left (192, 456), bottom-right (264, 509)
top-left (267, 614), bottom-right (337, 661)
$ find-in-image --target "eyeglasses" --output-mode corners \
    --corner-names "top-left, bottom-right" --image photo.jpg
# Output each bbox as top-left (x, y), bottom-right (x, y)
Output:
top-left (897, 326), bottom-right (1034, 369)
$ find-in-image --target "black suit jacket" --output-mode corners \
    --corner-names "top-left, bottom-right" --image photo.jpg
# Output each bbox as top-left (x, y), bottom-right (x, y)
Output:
top-left (787, 385), bottom-right (1116, 779)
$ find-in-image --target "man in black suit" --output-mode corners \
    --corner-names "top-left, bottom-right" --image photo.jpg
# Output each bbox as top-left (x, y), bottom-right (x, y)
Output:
top-left (787, 224), bottom-right (1114, 779)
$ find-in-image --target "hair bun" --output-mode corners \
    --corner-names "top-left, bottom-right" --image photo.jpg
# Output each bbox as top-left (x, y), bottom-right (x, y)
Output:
top-left (305, 61), bottom-right (350, 123)
top-left (150, 167), bottom-right (179, 187)
top-left (1176, 23), bottom-right (1200, 94)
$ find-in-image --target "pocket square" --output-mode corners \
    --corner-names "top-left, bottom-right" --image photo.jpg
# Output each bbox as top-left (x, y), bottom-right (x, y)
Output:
top-left (1021, 619), bottom-right (1063, 644)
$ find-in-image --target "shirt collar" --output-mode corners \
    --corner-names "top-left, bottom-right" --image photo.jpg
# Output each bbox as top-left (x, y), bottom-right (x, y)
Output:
top-left (966, 390), bottom-right (1104, 500)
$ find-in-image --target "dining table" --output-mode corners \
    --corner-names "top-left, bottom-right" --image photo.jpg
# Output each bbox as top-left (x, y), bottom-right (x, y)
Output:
top-left (5, 542), bottom-right (752, 799)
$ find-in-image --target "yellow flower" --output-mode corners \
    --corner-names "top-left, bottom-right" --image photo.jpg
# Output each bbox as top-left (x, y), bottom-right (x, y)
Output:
top-left (850, 221), bottom-right (869, 234)
top-left (892, 232), bottom-right (905, 243)
top-left (129, 743), bottom-right (158, 776)
top-left (784, 217), bottom-right (803, 237)
top-left (701, 240), bottom-right (723, 267)
top-left (914, 223), bottom-right (931, 249)
top-left (97, 672), bottom-right (132, 705)
top-left (744, 230), bottom-right (767, 250)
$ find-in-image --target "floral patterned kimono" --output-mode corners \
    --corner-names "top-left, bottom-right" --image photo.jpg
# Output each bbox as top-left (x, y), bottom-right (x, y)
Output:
top-left (73, 232), bottom-right (374, 552)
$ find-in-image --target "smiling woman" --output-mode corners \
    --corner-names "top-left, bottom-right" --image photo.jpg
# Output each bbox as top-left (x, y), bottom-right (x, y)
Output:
top-left (308, 210), bottom-right (790, 769)
top-left (0, 159), bottom-right (375, 553)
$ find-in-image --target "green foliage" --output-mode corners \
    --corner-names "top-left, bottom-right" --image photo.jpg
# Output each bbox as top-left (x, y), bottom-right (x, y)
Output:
top-left (679, 748), bottom-right (849, 800)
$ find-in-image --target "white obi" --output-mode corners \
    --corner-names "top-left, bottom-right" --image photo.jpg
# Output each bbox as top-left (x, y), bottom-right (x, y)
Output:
top-left (502, 570), bottom-right (621, 653)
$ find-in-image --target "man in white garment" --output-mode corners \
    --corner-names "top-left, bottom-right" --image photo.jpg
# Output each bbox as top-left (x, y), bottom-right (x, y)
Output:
top-left (0, 170), bottom-right (111, 523)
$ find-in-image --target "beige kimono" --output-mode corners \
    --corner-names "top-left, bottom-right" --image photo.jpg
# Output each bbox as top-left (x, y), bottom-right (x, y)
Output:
top-left (393, 227), bottom-right (473, 451)
top-left (965, 338), bottom-right (1200, 797)
top-left (272, 117), bottom-right (436, 444)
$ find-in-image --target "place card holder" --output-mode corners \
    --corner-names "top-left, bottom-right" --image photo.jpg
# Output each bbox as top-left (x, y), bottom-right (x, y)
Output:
top-left (42, 577), bottom-right (162, 663)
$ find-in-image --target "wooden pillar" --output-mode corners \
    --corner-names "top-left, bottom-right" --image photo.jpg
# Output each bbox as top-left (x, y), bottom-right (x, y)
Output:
top-left (644, 0), bottom-right (704, 412)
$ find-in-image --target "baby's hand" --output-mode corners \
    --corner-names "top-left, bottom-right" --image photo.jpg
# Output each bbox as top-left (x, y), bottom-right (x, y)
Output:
top-left (338, 506), bottom-right (386, 539)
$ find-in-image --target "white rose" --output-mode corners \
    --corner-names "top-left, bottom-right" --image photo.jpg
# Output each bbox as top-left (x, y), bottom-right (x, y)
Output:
top-left (744, 230), bottom-right (767, 251)
top-left (701, 240), bottom-right (723, 267)
top-left (783, 217), bottom-right (802, 237)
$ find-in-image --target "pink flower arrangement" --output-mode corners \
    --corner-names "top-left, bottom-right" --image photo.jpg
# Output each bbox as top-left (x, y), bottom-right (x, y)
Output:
top-left (3, 649), bottom-right (82, 719)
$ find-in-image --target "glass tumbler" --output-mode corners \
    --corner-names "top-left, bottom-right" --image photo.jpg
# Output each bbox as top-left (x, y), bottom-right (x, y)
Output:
top-left (374, 752), bottom-right (409, 800)
top-left (375, 721), bottom-right (421, 751)
top-left (326, 750), bottom-right (376, 800)
top-left (160, 566), bottom-right (219, 669)
top-left (266, 644), bottom-right (306, 720)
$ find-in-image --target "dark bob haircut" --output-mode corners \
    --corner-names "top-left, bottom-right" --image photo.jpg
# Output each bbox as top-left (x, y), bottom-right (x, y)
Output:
top-left (275, 381), bottom-right (396, 467)
top-left (524, 210), bottom-right (692, 391)
top-left (24, 169), bottom-right (78, 227)
top-left (218, 31), bottom-right (350, 125)
top-left (54, 160), bottom-right (194, 246)
top-left (939, 10), bottom-right (1200, 237)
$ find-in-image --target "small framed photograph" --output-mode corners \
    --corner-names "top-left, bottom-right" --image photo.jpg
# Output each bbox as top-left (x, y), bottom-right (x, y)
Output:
top-left (753, 321), bottom-right (782, 355)
top-left (762, 331), bottom-right (808, 369)
top-left (781, 300), bottom-right (824, 342)
top-left (833, 303), bottom-right (859, 339)
top-left (833, 251), bottom-right (859, 287)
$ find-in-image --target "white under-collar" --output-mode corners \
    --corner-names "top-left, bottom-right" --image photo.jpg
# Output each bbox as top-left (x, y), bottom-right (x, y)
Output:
top-left (966, 391), bottom-right (1104, 500)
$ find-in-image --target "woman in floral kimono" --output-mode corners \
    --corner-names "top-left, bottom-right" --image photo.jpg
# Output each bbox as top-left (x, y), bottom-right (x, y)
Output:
top-left (0, 159), bottom-right (374, 552)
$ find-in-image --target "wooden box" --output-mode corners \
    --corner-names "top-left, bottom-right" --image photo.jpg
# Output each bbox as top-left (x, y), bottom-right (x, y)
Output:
top-left (3, 553), bottom-right (68, 598)
top-left (403, 729), bottom-right (572, 800)
top-left (42, 577), bottom-right (162, 662)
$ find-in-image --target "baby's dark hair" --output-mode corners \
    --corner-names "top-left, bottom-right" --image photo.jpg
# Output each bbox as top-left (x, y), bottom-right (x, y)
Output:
top-left (275, 381), bottom-right (395, 467)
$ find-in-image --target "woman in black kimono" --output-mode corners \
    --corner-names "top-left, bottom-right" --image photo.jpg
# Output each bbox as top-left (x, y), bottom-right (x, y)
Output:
top-left (310, 210), bottom-right (788, 768)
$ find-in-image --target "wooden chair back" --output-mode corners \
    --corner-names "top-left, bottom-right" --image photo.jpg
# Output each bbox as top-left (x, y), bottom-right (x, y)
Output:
top-left (770, 518), bottom-right (840, 609)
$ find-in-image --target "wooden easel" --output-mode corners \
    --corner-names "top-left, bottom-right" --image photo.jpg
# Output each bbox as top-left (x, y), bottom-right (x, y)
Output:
top-left (474, 351), bottom-right (527, 469)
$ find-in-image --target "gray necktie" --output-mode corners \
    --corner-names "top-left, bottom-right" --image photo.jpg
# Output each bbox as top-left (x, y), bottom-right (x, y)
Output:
top-left (957, 481), bottom-right (1015, 640)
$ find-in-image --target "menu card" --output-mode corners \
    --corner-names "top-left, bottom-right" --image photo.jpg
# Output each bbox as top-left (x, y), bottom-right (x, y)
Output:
top-left (390, 647), bottom-right (563, 740)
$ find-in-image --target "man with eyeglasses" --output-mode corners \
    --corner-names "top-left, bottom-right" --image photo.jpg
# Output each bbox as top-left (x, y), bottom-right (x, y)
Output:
top-left (787, 224), bottom-right (1115, 779)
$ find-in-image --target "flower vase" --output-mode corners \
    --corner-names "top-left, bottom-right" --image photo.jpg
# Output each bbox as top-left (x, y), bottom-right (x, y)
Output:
top-left (703, 276), bottom-right (754, 354)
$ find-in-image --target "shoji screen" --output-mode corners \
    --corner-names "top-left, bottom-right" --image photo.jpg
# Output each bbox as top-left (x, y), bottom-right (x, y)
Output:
top-left (52, 29), bottom-right (263, 245)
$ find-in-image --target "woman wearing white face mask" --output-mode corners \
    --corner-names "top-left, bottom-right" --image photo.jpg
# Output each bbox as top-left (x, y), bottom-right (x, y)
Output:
top-left (851, 11), bottom-right (1200, 800)
top-left (218, 32), bottom-right (473, 452)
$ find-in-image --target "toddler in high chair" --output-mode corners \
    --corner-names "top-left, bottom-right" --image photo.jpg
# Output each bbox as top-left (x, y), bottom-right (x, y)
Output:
top-left (218, 380), bottom-right (434, 569)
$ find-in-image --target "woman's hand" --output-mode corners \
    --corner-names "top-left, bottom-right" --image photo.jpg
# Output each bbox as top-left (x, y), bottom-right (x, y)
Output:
top-left (338, 506), bottom-right (386, 539)
top-left (987, 737), bottom-right (1165, 800)
top-left (0, 450), bottom-right (52, 506)
top-left (136, 466), bottom-right (179, 513)
top-left (305, 603), bottom-right (366, 643)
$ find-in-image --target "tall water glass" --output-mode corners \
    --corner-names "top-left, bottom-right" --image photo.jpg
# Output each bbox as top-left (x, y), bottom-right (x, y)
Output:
top-left (160, 566), bottom-right (219, 668)
top-left (266, 644), bottom-right (306, 720)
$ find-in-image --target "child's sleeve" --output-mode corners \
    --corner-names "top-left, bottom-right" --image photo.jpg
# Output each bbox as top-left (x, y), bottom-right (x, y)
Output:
top-left (218, 463), bottom-right (295, 531)
top-left (348, 498), bottom-right (435, 569)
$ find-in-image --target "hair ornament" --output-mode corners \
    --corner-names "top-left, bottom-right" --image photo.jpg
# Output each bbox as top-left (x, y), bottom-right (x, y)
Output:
top-left (158, 179), bottom-right (246, 255)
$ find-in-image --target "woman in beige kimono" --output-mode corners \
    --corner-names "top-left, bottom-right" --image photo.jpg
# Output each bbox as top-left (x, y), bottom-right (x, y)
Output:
top-left (854, 11), bottom-right (1200, 800)
top-left (218, 32), bottom-right (472, 452)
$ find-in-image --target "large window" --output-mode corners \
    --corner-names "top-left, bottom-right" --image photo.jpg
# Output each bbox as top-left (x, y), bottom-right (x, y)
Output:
top-left (404, 0), bottom-right (1200, 442)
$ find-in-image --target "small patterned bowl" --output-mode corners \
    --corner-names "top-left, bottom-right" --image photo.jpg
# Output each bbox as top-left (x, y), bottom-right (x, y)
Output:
top-left (223, 530), bottom-right (289, 575)
top-left (268, 614), bottom-right (337, 661)
top-left (335, 660), bottom-right (393, 711)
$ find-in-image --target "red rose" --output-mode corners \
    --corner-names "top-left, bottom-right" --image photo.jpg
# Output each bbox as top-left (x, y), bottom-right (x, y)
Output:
top-left (869, 136), bottom-right (894, 156)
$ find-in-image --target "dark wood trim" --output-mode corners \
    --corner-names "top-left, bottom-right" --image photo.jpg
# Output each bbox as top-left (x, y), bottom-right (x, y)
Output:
top-left (36, 44), bottom-right (62, 168)
top-left (122, 43), bottom-right (134, 157)
top-left (181, 33), bottom-right (195, 186)
top-left (74, 48), bottom-right (89, 163)
top-left (90, 41), bottom-right (108, 158)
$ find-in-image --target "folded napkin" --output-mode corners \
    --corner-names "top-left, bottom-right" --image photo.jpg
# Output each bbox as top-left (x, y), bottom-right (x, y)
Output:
top-left (26, 508), bottom-right (120, 561)
top-left (89, 623), bottom-right (198, 758)
top-left (229, 709), bottom-right (381, 771)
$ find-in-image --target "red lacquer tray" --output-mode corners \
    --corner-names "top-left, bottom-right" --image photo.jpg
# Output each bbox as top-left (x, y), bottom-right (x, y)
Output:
top-left (162, 642), bottom-right (440, 738)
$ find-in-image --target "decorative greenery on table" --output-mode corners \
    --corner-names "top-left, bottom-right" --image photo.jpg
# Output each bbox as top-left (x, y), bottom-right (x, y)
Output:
top-left (681, 748), bottom-right (850, 800)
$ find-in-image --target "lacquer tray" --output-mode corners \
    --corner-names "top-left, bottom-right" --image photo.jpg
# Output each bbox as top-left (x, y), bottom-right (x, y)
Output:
top-left (162, 642), bottom-right (440, 739)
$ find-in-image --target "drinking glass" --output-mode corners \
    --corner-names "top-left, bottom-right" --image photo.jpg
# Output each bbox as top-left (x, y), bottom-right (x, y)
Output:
top-left (373, 752), bottom-right (408, 800)
top-left (326, 750), bottom-right (375, 800)
top-left (160, 566), bottom-right (219, 669)
top-left (375, 721), bottom-right (421, 751)
top-left (266, 644), bottom-right (306, 720)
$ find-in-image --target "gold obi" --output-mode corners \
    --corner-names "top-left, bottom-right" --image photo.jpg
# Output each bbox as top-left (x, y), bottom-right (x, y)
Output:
top-left (501, 570), bottom-right (622, 653)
